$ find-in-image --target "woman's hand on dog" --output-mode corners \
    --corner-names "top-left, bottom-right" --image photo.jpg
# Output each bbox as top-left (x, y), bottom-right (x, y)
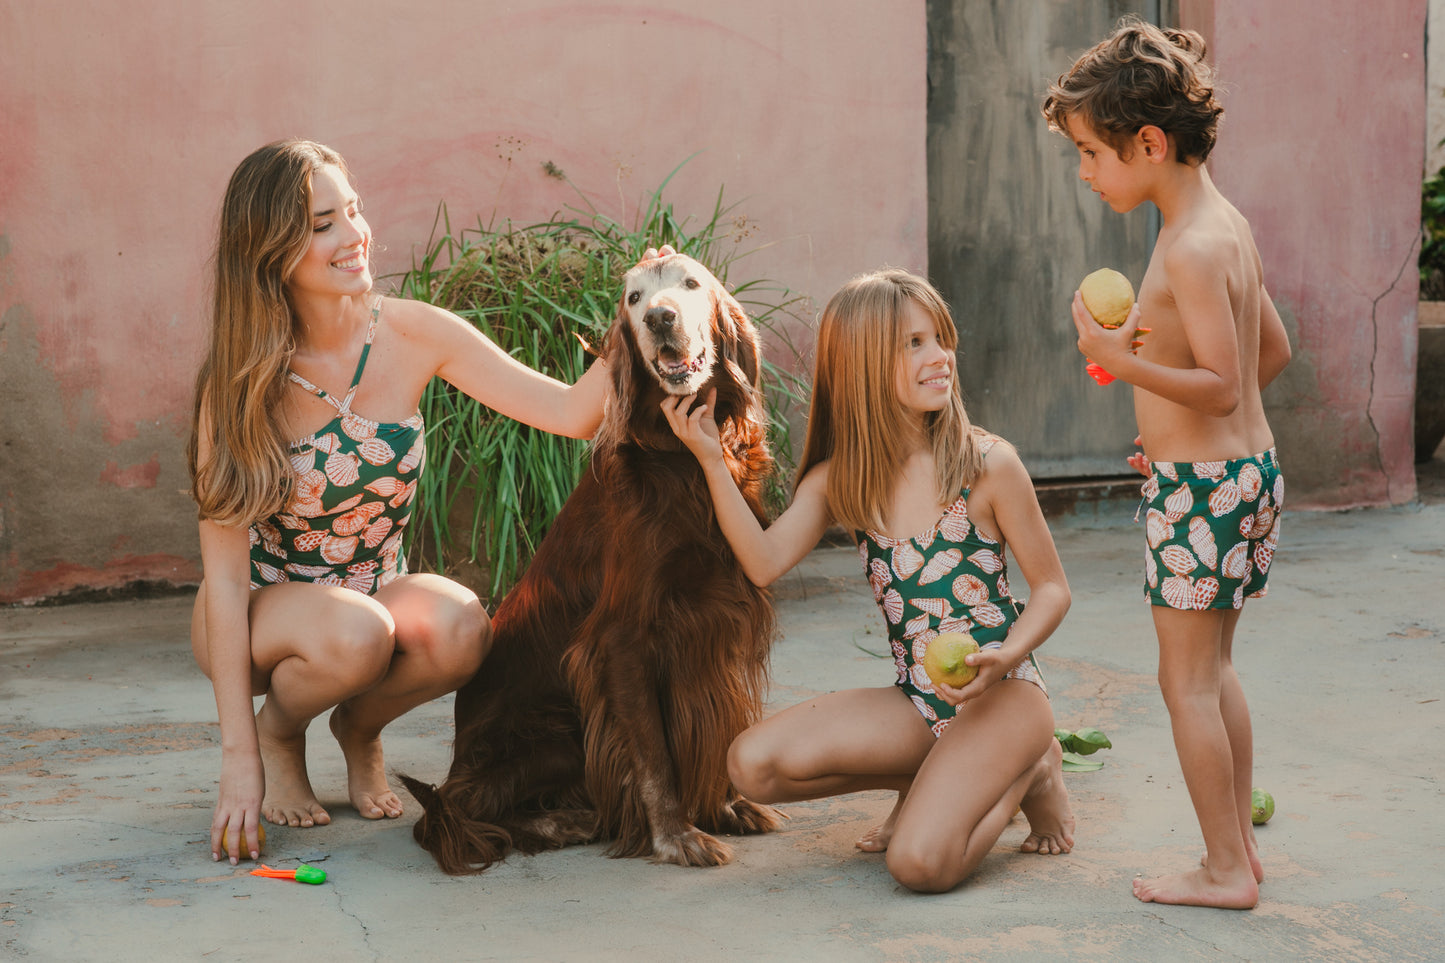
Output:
top-left (640, 244), bottom-right (678, 262)
top-left (661, 389), bottom-right (723, 465)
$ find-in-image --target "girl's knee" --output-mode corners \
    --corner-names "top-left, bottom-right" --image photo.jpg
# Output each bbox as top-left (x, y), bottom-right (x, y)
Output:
top-left (886, 837), bottom-right (956, 894)
top-left (321, 603), bottom-right (396, 688)
top-left (727, 729), bottom-right (780, 802)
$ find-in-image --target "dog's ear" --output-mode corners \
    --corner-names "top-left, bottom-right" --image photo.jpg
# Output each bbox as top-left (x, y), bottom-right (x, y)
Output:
top-left (594, 291), bottom-right (637, 452)
top-left (712, 284), bottom-right (762, 390)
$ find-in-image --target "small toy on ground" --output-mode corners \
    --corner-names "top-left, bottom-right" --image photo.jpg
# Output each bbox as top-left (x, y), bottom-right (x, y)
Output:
top-left (1250, 788), bottom-right (1275, 825)
top-left (250, 863), bottom-right (327, 885)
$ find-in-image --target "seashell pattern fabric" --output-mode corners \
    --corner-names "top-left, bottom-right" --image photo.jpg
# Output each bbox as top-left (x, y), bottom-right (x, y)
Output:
top-left (1142, 448), bottom-right (1282, 610)
top-left (856, 435), bottom-right (1046, 738)
top-left (249, 303), bottom-right (424, 595)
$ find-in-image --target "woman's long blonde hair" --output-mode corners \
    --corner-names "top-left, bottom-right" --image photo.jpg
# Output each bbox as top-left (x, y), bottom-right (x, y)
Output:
top-left (187, 139), bottom-right (349, 526)
top-left (796, 269), bottom-right (984, 533)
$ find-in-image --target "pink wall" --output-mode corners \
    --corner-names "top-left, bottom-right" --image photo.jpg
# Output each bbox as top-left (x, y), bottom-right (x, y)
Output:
top-left (1188, 0), bottom-right (1425, 508)
top-left (0, 1), bottom-right (926, 602)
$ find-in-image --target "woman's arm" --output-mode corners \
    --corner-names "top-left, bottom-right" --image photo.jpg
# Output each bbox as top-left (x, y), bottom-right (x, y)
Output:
top-left (197, 516), bottom-right (268, 862)
top-left (662, 390), bottom-right (833, 586)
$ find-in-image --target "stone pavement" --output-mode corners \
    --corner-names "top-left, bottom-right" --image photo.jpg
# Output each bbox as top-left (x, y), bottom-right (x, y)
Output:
top-left (2, 498), bottom-right (1443, 961)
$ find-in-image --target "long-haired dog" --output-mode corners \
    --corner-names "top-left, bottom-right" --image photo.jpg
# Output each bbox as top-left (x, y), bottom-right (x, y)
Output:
top-left (400, 253), bottom-right (782, 872)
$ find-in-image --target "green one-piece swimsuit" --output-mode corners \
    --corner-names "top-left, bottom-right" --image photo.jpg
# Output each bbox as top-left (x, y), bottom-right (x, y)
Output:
top-left (857, 435), bottom-right (1045, 738)
top-left (248, 302), bottom-right (425, 595)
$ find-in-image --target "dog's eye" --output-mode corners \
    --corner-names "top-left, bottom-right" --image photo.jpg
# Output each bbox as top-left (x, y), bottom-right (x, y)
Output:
top-left (684, 278), bottom-right (700, 289)
top-left (627, 290), bottom-right (640, 305)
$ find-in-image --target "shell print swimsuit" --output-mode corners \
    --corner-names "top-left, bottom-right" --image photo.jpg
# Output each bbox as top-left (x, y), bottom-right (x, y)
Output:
top-left (857, 436), bottom-right (1045, 738)
top-left (248, 302), bottom-right (425, 595)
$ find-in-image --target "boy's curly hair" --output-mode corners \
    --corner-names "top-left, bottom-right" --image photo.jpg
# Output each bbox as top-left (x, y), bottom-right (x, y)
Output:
top-left (1042, 16), bottom-right (1223, 165)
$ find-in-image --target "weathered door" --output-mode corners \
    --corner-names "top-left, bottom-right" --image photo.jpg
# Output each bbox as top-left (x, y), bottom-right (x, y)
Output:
top-left (927, 0), bottom-right (1171, 477)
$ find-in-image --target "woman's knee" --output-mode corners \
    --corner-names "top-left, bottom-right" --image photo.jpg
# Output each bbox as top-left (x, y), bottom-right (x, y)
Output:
top-left (318, 599), bottom-right (397, 688)
top-left (390, 580), bottom-right (490, 682)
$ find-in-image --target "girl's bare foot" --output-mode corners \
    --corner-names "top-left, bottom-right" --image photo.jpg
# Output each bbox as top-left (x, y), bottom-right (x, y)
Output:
top-left (329, 705), bottom-right (403, 819)
top-left (855, 795), bottom-right (904, 853)
top-left (1019, 738), bottom-right (1075, 855)
top-left (255, 703), bottom-right (331, 828)
top-left (1134, 865), bottom-right (1259, 909)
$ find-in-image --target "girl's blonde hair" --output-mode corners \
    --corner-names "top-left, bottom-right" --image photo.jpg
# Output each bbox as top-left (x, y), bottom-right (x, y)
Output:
top-left (797, 269), bottom-right (984, 533)
top-left (187, 139), bottom-right (350, 525)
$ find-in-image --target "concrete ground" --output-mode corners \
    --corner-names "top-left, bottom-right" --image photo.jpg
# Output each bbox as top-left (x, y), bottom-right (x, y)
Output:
top-left (3, 473), bottom-right (1444, 961)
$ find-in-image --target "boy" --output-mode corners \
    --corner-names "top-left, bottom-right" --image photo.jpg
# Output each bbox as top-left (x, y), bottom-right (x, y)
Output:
top-left (1042, 18), bottom-right (1292, 909)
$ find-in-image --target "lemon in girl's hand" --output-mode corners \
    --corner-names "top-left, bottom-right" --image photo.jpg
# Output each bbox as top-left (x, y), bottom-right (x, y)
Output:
top-left (923, 633), bottom-right (980, 688)
top-left (1079, 268), bottom-right (1135, 328)
top-left (220, 822), bottom-right (265, 858)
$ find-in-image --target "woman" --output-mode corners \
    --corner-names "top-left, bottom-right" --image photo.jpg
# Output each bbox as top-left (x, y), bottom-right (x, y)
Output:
top-left (188, 139), bottom-right (611, 863)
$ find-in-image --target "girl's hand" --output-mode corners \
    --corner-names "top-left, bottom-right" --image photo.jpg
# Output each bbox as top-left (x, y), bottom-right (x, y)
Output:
top-left (930, 645), bottom-right (1015, 707)
top-left (211, 749), bottom-right (266, 864)
top-left (660, 389), bottom-right (724, 464)
top-left (1126, 434), bottom-right (1151, 477)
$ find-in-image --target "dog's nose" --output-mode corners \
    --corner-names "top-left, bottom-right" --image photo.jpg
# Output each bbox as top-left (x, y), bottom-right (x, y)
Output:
top-left (644, 305), bottom-right (677, 332)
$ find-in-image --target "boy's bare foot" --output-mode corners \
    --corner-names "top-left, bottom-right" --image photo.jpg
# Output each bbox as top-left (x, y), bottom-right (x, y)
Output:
top-left (1133, 865), bottom-right (1259, 909)
top-left (329, 705), bottom-right (403, 819)
top-left (1201, 839), bottom-right (1264, 883)
top-left (855, 795), bottom-right (904, 852)
top-left (1019, 738), bottom-right (1075, 855)
top-left (255, 703), bottom-right (331, 828)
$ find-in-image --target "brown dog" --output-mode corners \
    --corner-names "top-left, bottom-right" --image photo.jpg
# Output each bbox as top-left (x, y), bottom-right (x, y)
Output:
top-left (401, 253), bottom-right (782, 872)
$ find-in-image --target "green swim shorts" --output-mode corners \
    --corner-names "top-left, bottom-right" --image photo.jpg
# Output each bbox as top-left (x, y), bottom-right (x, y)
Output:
top-left (1141, 448), bottom-right (1283, 610)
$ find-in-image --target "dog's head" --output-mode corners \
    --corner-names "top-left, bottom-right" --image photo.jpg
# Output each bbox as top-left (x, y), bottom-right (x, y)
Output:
top-left (597, 253), bottom-right (764, 450)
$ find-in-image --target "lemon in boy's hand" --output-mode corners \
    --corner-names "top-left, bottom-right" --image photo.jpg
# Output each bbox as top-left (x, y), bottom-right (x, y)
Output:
top-left (1079, 268), bottom-right (1136, 328)
top-left (922, 633), bottom-right (980, 688)
top-left (1250, 788), bottom-right (1275, 825)
top-left (220, 822), bottom-right (265, 858)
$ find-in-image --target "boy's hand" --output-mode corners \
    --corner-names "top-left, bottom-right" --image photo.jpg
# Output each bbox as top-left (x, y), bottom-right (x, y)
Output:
top-left (1071, 293), bottom-right (1147, 384)
top-left (1126, 434), bottom-right (1151, 477)
top-left (661, 389), bottom-right (724, 465)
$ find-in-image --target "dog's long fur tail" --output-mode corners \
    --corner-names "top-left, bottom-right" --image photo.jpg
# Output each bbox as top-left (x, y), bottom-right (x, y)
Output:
top-left (399, 695), bottom-right (597, 875)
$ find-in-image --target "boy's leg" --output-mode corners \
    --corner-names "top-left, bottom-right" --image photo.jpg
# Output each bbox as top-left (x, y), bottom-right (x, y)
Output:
top-left (1136, 606), bottom-right (1259, 909)
top-left (885, 681), bottom-right (1068, 893)
top-left (1217, 608), bottom-right (1264, 882)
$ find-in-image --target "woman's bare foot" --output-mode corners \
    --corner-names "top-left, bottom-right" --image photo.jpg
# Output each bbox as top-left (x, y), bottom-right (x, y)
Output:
top-left (329, 704), bottom-right (403, 819)
top-left (1134, 864), bottom-right (1259, 909)
top-left (1019, 738), bottom-right (1075, 855)
top-left (255, 703), bottom-right (331, 828)
top-left (856, 794), bottom-right (905, 852)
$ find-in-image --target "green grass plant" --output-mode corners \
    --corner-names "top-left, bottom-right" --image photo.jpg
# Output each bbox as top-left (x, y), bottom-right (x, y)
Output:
top-left (390, 167), bottom-right (809, 603)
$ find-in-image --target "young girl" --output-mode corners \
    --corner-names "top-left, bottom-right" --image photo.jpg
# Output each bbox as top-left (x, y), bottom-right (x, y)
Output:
top-left (662, 269), bottom-right (1076, 892)
top-left (188, 140), bottom-right (615, 863)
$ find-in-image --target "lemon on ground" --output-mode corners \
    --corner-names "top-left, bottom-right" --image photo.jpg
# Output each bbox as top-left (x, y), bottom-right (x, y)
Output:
top-left (221, 822), bottom-right (266, 858)
top-left (1250, 788), bottom-right (1275, 825)
top-left (1079, 268), bottom-right (1135, 328)
top-left (922, 633), bottom-right (979, 688)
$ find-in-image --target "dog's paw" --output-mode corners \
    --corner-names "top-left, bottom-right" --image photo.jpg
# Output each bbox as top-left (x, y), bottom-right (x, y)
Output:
top-left (719, 797), bottom-right (786, 836)
top-left (651, 827), bottom-right (733, 867)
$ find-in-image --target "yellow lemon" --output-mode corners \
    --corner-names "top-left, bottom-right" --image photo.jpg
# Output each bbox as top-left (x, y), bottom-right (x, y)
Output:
top-left (220, 822), bottom-right (265, 858)
top-left (1079, 268), bottom-right (1135, 329)
top-left (922, 633), bottom-right (979, 688)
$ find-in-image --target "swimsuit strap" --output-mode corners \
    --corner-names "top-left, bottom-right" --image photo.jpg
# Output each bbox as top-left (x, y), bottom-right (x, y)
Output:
top-left (285, 302), bottom-right (382, 415)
